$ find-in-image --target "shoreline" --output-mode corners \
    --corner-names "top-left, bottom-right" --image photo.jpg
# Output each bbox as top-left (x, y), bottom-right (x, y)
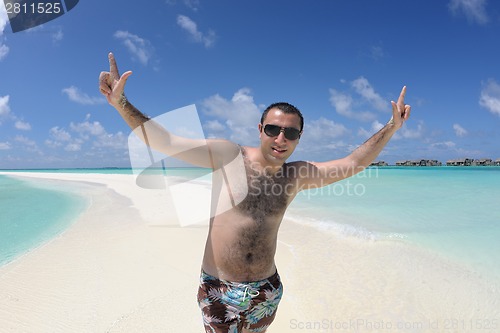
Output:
top-left (276, 220), bottom-right (500, 330)
top-left (0, 172), bottom-right (209, 332)
top-left (1, 172), bottom-right (499, 332)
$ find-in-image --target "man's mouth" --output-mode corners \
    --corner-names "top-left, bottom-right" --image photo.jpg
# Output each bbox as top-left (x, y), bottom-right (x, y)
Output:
top-left (272, 147), bottom-right (287, 154)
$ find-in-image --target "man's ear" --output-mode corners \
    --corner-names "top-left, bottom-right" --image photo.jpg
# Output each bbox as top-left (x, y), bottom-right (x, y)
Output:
top-left (258, 123), bottom-right (263, 139)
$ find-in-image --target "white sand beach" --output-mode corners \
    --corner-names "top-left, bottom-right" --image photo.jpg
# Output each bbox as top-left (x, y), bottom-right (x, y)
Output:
top-left (0, 172), bottom-right (499, 332)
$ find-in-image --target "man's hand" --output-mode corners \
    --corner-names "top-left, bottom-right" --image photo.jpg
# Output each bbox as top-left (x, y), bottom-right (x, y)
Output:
top-left (390, 86), bottom-right (411, 128)
top-left (99, 52), bottom-right (132, 109)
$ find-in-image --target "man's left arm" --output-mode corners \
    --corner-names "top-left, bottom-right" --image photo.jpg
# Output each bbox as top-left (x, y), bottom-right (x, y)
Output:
top-left (297, 86), bottom-right (411, 189)
top-left (345, 85), bottom-right (411, 170)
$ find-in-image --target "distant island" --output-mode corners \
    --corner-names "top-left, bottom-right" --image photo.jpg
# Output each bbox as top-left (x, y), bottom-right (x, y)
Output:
top-left (370, 158), bottom-right (500, 167)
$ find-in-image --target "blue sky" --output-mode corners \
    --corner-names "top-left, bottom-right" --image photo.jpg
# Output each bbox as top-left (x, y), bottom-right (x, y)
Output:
top-left (1, 0), bottom-right (500, 168)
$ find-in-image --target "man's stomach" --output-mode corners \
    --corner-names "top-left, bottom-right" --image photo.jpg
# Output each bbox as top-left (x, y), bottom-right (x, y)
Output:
top-left (202, 217), bottom-right (280, 282)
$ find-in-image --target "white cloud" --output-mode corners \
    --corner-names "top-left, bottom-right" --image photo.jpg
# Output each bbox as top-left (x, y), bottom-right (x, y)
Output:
top-left (0, 6), bottom-right (9, 61)
top-left (49, 126), bottom-right (72, 141)
top-left (70, 119), bottom-right (106, 138)
top-left (448, 0), bottom-right (489, 25)
top-left (324, 141), bottom-right (348, 151)
top-left (114, 30), bottom-right (153, 65)
top-left (370, 45), bottom-right (385, 61)
top-left (52, 28), bottom-right (63, 43)
top-left (1, 96), bottom-right (33, 130)
top-left (15, 135), bottom-right (36, 146)
top-left (453, 123), bottom-right (468, 137)
top-left (393, 121), bottom-right (425, 140)
top-left (479, 79), bottom-right (500, 117)
top-left (293, 117), bottom-right (350, 157)
top-left (15, 120), bottom-right (31, 131)
top-left (46, 128), bottom-right (74, 150)
top-left (46, 126), bottom-right (83, 151)
top-left (204, 119), bottom-right (225, 133)
top-left (329, 88), bottom-right (376, 122)
top-left (0, 44), bottom-right (8, 61)
top-left (358, 120), bottom-right (385, 138)
top-left (0, 142), bottom-right (11, 150)
top-left (0, 95), bottom-right (10, 117)
top-left (303, 117), bottom-right (349, 142)
top-left (431, 141), bottom-right (456, 149)
top-left (62, 86), bottom-right (106, 105)
top-left (14, 135), bottom-right (41, 153)
top-left (44, 140), bottom-right (61, 148)
top-left (93, 132), bottom-right (127, 149)
top-left (177, 15), bottom-right (216, 48)
top-left (427, 141), bottom-right (486, 161)
top-left (329, 77), bottom-right (393, 122)
top-left (45, 116), bottom-right (127, 156)
top-left (351, 77), bottom-right (388, 111)
top-left (69, 117), bottom-right (127, 150)
top-left (202, 88), bottom-right (261, 144)
top-left (167, 0), bottom-right (200, 11)
top-left (64, 142), bottom-right (81, 152)
top-left (0, 6), bottom-right (7, 34)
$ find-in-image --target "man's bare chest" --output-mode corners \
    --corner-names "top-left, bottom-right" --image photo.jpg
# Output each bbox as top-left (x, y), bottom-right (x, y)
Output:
top-left (235, 163), bottom-right (295, 221)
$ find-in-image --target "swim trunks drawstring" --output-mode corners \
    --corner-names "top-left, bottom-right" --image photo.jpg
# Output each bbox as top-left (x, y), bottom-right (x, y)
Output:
top-left (198, 271), bottom-right (283, 331)
top-left (243, 285), bottom-right (260, 301)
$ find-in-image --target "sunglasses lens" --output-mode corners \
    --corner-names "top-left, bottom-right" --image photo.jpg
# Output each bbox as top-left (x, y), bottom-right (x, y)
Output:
top-left (264, 125), bottom-right (300, 140)
top-left (284, 128), bottom-right (300, 140)
top-left (264, 125), bottom-right (281, 137)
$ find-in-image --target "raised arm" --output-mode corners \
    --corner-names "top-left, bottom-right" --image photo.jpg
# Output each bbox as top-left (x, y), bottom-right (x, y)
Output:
top-left (98, 53), bottom-right (239, 168)
top-left (99, 53), bottom-right (142, 128)
top-left (297, 86), bottom-right (411, 189)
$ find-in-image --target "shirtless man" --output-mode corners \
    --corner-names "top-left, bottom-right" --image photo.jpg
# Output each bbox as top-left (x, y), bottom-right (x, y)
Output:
top-left (99, 53), bottom-right (411, 333)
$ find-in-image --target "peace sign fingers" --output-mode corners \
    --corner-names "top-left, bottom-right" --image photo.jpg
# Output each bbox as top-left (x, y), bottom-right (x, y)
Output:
top-left (98, 52), bottom-right (132, 108)
top-left (109, 52), bottom-right (120, 80)
top-left (390, 86), bottom-right (411, 128)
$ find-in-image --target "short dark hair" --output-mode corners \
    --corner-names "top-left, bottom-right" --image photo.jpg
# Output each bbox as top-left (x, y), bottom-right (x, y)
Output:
top-left (260, 102), bottom-right (304, 132)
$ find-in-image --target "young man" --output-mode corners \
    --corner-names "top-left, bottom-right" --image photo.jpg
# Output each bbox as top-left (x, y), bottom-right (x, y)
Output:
top-left (99, 53), bottom-right (410, 333)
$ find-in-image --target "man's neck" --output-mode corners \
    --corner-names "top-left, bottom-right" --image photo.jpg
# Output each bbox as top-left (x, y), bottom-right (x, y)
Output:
top-left (244, 146), bottom-right (285, 175)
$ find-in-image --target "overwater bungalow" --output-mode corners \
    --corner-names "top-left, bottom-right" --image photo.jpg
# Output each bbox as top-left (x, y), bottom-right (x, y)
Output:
top-left (396, 159), bottom-right (441, 166)
top-left (370, 161), bottom-right (388, 166)
top-left (472, 158), bottom-right (493, 166)
top-left (446, 158), bottom-right (473, 166)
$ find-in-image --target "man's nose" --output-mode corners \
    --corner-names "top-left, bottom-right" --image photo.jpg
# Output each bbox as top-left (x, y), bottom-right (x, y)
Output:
top-left (275, 131), bottom-right (286, 144)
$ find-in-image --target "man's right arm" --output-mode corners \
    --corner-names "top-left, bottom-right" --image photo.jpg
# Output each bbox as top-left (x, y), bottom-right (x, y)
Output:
top-left (99, 53), bottom-right (239, 169)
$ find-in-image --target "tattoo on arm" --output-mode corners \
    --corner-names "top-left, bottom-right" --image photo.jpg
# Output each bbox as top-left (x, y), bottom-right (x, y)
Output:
top-left (119, 94), bottom-right (150, 130)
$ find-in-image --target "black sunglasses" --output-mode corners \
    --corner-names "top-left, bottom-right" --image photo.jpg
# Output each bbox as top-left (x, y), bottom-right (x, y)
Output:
top-left (263, 124), bottom-right (301, 140)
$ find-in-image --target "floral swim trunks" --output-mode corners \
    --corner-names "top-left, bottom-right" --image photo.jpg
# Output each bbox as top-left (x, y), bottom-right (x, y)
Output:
top-left (197, 270), bottom-right (283, 333)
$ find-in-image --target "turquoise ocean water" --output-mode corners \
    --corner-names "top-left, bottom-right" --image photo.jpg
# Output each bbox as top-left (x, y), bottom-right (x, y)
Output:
top-left (1, 167), bottom-right (499, 280)
top-left (0, 174), bottom-right (88, 266)
top-left (287, 166), bottom-right (500, 278)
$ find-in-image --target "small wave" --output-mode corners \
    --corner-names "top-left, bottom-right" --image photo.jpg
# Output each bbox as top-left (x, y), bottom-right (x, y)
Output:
top-left (284, 213), bottom-right (407, 242)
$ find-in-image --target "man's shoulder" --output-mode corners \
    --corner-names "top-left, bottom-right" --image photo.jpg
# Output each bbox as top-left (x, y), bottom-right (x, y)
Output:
top-left (285, 160), bottom-right (312, 168)
top-left (283, 160), bottom-right (317, 179)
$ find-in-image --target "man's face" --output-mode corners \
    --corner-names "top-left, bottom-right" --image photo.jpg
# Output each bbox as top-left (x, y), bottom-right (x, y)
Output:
top-left (258, 108), bottom-right (302, 166)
